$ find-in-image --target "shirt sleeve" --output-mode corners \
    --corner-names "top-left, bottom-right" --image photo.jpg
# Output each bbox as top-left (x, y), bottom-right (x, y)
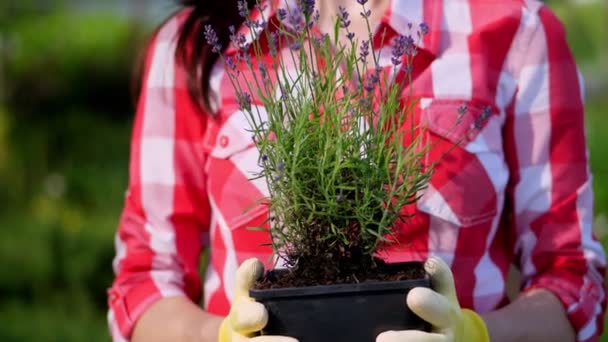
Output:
top-left (106, 14), bottom-right (211, 341)
top-left (503, 5), bottom-right (606, 341)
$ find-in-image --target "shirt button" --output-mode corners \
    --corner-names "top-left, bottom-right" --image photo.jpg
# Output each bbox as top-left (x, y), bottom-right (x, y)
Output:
top-left (219, 135), bottom-right (229, 148)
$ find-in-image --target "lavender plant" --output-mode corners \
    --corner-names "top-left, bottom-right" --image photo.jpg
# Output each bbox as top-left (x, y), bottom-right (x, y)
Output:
top-left (207, 0), bottom-right (446, 284)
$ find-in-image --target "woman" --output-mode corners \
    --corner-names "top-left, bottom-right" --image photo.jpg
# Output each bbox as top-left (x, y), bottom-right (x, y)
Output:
top-left (107, 0), bottom-right (606, 341)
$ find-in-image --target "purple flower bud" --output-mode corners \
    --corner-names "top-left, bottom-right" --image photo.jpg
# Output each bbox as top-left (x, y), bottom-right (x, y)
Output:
top-left (347, 32), bottom-right (355, 41)
top-left (290, 42), bottom-right (302, 50)
top-left (359, 98), bottom-right (371, 109)
top-left (298, 0), bottom-right (315, 16)
top-left (237, 92), bottom-right (252, 111)
top-left (243, 53), bottom-right (253, 68)
top-left (230, 28), bottom-right (248, 51)
top-left (357, 0), bottom-right (368, 4)
top-left (245, 19), bottom-right (266, 30)
top-left (456, 103), bottom-right (468, 124)
top-left (287, 5), bottom-right (305, 33)
top-left (474, 106), bottom-right (492, 128)
top-left (278, 8), bottom-right (287, 21)
top-left (457, 103), bottom-right (468, 117)
top-left (259, 63), bottom-right (269, 81)
top-left (419, 22), bottom-right (429, 35)
top-left (268, 32), bottom-right (278, 57)
top-left (391, 34), bottom-right (415, 66)
top-left (360, 9), bottom-right (371, 18)
top-left (226, 56), bottom-right (238, 72)
top-left (338, 6), bottom-right (351, 28)
top-left (359, 40), bottom-right (370, 62)
top-left (313, 9), bottom-right (320, 23)
top-left (204, 25), bottom-right (221, 53)
top-left (237, 0), bottom-right (249, 18)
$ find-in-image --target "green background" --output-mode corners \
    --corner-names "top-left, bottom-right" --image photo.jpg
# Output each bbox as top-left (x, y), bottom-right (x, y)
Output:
top-left (0, 1), bottom-right (606, 340)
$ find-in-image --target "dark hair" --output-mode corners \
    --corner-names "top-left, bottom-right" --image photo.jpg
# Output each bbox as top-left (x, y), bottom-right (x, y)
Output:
top-left (173, 1), bottom-right (255, 114)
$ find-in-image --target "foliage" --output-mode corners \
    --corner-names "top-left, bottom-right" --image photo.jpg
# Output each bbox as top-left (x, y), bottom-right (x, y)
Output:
top-left (205, 1), bottom-right (472, 278)
top-left (548, 0), bottom-right (607, 65)
top-left (3, 9), bottom-right (145, 118)
top-left (0, 7), bottom-right (137, 341)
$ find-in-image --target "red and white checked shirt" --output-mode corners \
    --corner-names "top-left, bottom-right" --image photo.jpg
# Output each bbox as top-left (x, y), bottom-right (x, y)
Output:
top-left (107, 1), bottom-right (607, 341)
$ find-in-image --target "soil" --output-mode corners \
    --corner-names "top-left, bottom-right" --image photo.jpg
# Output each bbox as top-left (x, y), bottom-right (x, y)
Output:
top-left (253, 256), bottom-right (426, 290)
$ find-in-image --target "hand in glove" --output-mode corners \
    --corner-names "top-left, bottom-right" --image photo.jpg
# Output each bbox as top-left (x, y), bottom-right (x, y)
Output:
top-left (218, 258), bottom-right (298, 342)
top-left (377, 256), bottom-right (490, 342)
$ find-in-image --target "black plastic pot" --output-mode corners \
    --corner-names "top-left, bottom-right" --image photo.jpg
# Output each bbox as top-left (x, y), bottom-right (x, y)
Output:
top-left (249, 261), bottom-right (431, 342)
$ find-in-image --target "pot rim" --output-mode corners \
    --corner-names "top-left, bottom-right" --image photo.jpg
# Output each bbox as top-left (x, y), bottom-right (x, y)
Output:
top-left (249, 261), bottom-right (430, 300)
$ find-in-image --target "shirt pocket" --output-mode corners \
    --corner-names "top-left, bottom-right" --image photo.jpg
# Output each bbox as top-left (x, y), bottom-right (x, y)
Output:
top-left (202, 107), bottom-right (271, 232)
top-left (416, 98), bottom-right (507, 228)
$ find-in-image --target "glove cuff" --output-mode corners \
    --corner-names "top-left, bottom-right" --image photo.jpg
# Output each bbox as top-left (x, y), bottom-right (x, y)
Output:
top-left (461, 309), bottom-right (490, 342)
top-left (218, 318), bottom-right (231, 342)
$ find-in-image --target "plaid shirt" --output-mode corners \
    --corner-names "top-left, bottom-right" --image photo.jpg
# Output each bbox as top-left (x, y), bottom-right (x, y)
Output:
top-left (107, 1), bottom-right (607, 341)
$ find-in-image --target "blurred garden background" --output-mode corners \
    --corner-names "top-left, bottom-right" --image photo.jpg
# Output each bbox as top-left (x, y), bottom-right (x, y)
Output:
top-left (0, 0), bottom-right (606, 341)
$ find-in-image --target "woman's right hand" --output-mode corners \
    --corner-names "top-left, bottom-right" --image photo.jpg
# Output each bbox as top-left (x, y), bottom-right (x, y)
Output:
top-left (219, 258), bottom-right (298, 342)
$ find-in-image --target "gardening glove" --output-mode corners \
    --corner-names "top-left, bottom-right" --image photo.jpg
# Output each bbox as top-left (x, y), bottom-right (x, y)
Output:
top-left (377, 256), bottom-right (489, 342)
top-left (218, 258), bottom-right (298, 342)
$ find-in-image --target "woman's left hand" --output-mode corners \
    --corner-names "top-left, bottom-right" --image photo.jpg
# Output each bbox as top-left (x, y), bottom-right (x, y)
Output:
top-left (376, 256), bottom-right (489, 342)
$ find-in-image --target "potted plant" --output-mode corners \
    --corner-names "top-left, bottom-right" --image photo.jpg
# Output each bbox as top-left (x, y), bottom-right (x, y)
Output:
top-left (205, 1), bottom-right (464, 340)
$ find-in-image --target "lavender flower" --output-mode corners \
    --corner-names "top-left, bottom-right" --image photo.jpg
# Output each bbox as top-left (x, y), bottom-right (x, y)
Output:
top-left (290, 42), bottom-right (302, 51)
top-left (237, 92), bottom-right (252, 111)
top-left (474, 106), bottom-right (492, 129)
top-left (226, 56), bottom-right (238, 72)
top-left (347, 32), bottom-right (355, 41)
top-left (338, 6), bottom-right (351, 28)
top-left (299, 0), bottom-right (315, 16)
top-left (229, 26), bottom-right (248, 51)
top-left (204, 25), bottom-right (221, 53)
top-left (315, 33), bottom-right (329, 46)
top-left (243, 52), bottom-right (253, 68)
top-left (278, 8), bottom-right (288, 21)
top-left (288, 5), bottom-right (305, 33)
top-left (273, 160), bottom-right (286, 182)
top-left (268, 32), bottom-right (278, 57)
top-left (313, 9), bottom-right (320, 24)
top-left (359, 97), bottom-right (371, 109)
top-left (357, 0), bottom-right (368, 4)
top-left (237, 0), bottom-right (249, 18)
top-left (360, 9), bottom-right (371, 18)
top-left (419, 22), bottom-right (429, 36)
top-left (359, 40), bottom-right (370, 62)
top-left (259, 62), bottom-right (269, 81)
top-left (245, 19), bottom-right (265, 30)
top-left (391, 34), bottom-right (415, 66)
top-left (457, 103), bottom-right (468, 117)
top-left (456, 103), bottom-right (468, 125)
top-left (365, 72), bottom-right (379, 92)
